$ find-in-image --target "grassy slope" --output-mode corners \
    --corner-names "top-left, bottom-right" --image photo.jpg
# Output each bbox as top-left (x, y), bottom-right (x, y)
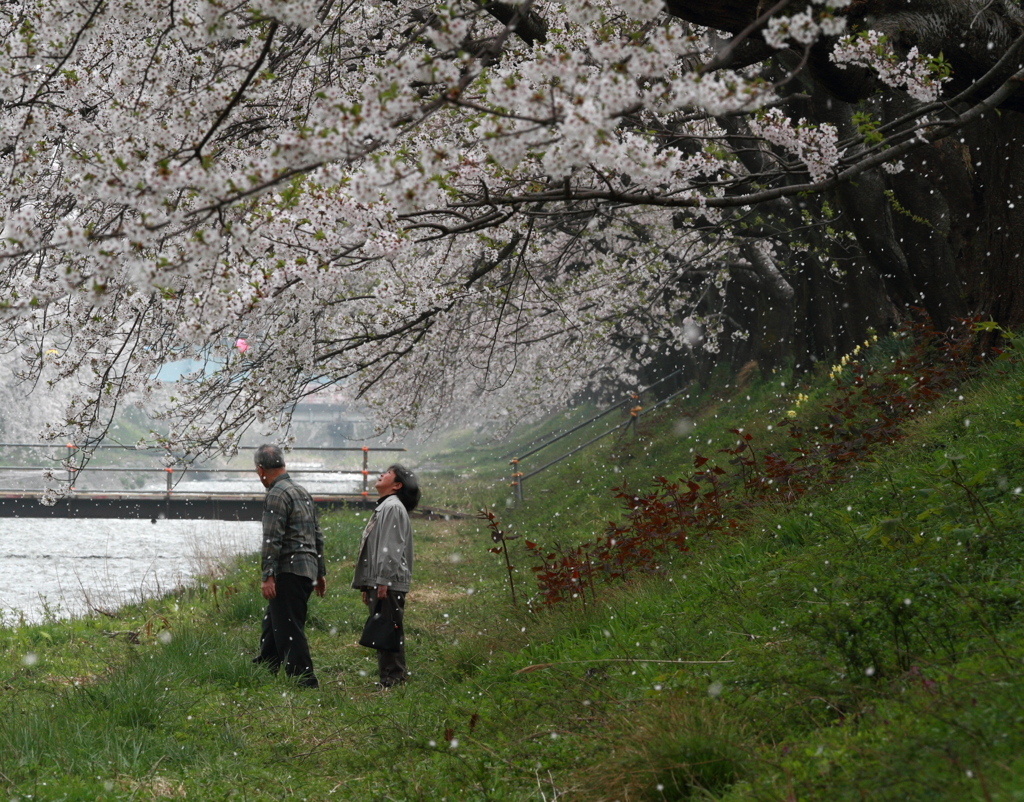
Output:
top-left (2, 350), bottom-right (1023, 801)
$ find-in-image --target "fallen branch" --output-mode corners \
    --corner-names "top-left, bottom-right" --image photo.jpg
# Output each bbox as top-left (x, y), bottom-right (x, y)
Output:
top-left (515, 658), bottom-right (734, 674)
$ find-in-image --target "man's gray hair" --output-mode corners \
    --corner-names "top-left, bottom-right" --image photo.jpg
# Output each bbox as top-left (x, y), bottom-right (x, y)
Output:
top-left (254, 444), bottom-right (286, 470)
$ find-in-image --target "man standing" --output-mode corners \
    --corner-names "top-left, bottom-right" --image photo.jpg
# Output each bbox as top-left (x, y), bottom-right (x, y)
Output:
top-left (352, 464), bottom-right (419, 689)
top-left (254, 444), bottom-right (326, 689)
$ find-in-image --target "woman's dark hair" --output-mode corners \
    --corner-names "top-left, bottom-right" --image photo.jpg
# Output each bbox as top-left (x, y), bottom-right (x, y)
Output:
top-left (389, 464), bottom-right (420, 512)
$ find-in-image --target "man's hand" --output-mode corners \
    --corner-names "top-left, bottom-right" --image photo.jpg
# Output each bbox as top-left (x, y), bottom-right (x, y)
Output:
top-left (376, 584), bottom-right (388, 600)
top-left (261, 576), bottom-right (276, 600)
top-left (314, 576), bottom-right (327, 598)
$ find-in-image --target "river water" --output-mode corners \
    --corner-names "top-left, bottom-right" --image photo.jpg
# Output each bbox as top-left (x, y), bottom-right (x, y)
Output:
top-left (0, 518), bottom-right (261, 624)
top-left (0, 470), bottom-right (364, 624)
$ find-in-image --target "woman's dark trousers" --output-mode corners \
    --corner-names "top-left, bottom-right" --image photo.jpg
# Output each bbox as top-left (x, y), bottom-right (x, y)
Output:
top-left (376, 590), bottom-right (407, 687)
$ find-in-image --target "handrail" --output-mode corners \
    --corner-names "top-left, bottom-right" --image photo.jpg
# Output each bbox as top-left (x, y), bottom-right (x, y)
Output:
top-left (0, 442), bottom-right (406, 452)
top-left (508, 368), bottom-right (687, 502)
top-left (0, 444), bottom-right (406, 497)
top-left (504, 368), bottom-right (686, 462)
top-left (513, 398), bottom-right (632, 462)
top-left (520, 419), bottom-right (632, 481)
top-left (0, 466), bottom-right (371, 474)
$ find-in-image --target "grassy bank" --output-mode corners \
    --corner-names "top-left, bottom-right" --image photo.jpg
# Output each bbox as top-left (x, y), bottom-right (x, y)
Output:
top-left (2, 340), bottom-right (1024, 801)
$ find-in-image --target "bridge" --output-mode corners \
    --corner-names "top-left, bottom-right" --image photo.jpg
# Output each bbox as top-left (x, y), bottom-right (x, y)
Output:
top-left (0, 489), bottom-right (377, 521)
top-left (0, 443), bottom-right (413, 521)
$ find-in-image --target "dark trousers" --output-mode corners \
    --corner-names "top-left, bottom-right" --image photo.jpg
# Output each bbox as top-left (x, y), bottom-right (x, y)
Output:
top-left (369, 590), bottom-right (407, 686)
top-left (257, 572), bottom-right (318, 688)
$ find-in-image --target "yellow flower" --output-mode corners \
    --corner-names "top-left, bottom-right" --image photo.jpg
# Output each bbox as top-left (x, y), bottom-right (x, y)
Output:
top-left (786, 410), bottom-right (797, 418)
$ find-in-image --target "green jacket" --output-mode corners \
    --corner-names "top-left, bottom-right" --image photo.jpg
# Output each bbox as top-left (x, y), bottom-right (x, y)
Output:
top-left (261, 472), bottom-right (326, 582)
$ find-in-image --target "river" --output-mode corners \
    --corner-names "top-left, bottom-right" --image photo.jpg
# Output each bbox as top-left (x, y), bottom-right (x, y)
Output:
top-left (0, 469), bottom-right (364, 624)
top-left (0, 518), bottom-right (261, 624)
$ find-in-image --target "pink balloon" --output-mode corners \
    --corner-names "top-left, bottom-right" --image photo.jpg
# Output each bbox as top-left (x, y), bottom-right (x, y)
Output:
top-left (235, 338), bottom-right (248, 353)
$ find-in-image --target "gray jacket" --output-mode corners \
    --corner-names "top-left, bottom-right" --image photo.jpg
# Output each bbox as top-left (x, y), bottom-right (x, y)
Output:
top-left (351, 494), bottom-right (413, 592)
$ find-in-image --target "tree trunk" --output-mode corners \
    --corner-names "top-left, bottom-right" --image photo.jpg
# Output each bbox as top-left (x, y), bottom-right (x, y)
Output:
top-left (960, 112), bottom-right (1024, 328)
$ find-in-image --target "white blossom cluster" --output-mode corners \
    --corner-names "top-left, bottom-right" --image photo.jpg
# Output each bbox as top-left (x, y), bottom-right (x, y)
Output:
top-left (831, 31), bottom-right (952, 102)
top-left (764, 4), bottom-right (848, 49)
top-left (748, 109), bottom-right (844, 183)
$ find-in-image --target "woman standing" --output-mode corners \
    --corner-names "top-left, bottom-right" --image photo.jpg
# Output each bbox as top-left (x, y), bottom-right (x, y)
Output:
top-left (352, 464), bottom-right (420, 688)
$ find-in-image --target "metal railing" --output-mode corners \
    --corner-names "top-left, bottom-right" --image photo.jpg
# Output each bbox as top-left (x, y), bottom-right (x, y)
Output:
top-left (508, 369), bottom-right (691, 502)
top-left (0, 443), bottom-right (406, 498)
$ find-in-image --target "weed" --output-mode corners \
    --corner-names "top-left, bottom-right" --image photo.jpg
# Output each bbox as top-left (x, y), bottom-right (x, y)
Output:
top-left (480, 508), bottom-right (520, 605)
top-left (573, 698), bottom-right (751, 801)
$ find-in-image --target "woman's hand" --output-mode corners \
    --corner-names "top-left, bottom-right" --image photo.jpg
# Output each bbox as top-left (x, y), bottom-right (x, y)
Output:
top-left (377, 584), bottom-right (388, 599)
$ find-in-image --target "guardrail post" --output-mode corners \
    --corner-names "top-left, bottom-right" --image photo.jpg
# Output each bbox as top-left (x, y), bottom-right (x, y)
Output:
top-left (165, 466), bottom-right (173, 495)
top-left (510, 458), bottom-right (523, 503)
top-left (361, 446), bottom-right (369, 497)
top-left (66, 442), bottom-right (75, 486)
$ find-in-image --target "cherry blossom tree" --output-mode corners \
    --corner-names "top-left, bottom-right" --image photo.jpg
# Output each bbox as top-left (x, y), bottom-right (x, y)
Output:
top-left (1, 0), bottom-right (1021, 491)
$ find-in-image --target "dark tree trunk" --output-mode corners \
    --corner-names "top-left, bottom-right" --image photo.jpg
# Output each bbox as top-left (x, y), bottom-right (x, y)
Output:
top-left (960, 113), bottom-right (1024, 328)
top-left (886, 162), bottom-right (967, 327)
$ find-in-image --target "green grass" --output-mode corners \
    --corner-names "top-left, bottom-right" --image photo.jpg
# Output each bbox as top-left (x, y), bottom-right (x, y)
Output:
top-left (2, 350), bottom-right (1024, 800)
